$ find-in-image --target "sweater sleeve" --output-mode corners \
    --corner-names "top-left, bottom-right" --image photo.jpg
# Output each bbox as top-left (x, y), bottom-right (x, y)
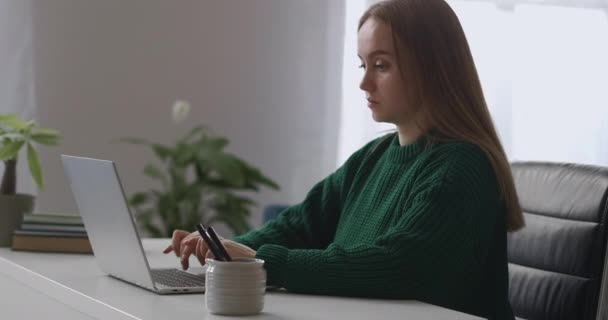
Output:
top-left (255, 146), bottom-right (502, 298)
top-left (232, 137), bottom-right (384, 251)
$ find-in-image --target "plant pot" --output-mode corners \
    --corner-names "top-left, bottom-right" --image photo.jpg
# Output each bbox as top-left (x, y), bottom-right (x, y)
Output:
top-left (0, 194), bottom-right (35, 247)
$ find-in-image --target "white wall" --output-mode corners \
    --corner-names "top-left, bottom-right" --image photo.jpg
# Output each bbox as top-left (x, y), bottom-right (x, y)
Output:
top-left (31, 0), bottom-right (345, 237)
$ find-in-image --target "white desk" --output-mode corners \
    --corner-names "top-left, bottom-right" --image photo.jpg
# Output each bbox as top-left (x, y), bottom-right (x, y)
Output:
top-left (0, 239), bottom-right (483, 320)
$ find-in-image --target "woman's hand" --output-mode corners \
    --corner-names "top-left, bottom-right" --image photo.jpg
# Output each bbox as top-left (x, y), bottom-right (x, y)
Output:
top-left (163, 229), bottom-right (256, 270)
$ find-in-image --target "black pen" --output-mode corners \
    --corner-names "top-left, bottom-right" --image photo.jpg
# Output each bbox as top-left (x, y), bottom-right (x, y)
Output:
top-left (205, 225), bottom-right (232, 262)
top-left (196, 224), bottom-right (225, 261)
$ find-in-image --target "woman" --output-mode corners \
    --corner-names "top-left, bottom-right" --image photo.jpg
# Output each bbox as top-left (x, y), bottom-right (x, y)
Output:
top-left (165, 0), bottom-right (524, 318)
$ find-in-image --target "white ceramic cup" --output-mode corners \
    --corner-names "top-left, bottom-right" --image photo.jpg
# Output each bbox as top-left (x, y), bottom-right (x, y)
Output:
top-left (205, 258), bottom-right (266, 316)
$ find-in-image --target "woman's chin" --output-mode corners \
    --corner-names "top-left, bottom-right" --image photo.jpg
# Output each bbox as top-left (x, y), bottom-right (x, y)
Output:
top-left (370, 112), bottom-right (387, 123)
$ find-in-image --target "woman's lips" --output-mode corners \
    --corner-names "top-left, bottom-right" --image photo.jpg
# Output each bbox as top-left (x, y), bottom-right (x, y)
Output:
top-left (367, 99), bottom-right (379, 108)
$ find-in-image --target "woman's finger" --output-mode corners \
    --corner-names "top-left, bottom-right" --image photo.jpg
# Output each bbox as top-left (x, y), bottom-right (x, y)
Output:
top-left (194, 239), bottom-right (206, 266)
top-left (180, 242), bottom-right (197, 270)
top-left (168, 230), bottom-right (189, 256)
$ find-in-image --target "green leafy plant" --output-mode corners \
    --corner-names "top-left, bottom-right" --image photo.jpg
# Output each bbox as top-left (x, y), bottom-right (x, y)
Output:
top-left (0, 114), bottom-right (61, 195)
top-left (122, 102), bottom-right (279, 237)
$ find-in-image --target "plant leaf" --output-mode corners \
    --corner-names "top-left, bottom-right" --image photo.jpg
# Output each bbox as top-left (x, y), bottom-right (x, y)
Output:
top-left (0, 132), bottom-right (25, 142)
top-left (143, 164), bottom-right (166, 182)
top-left (152, 144), bottom-right (172, 161)
top-left (0, 117), bottom-right (30, 130)
top-left (207, 137), bottom-right (229, 151)
top-left (32, 128), bottom-right (60, 137)
top-left (169, 166), bottom-right (187, 194)
top-left (31, 127), bottom-right (60, 143)
top-left (174, 143), bottom-right (196, 166)
top-left (206, 153), bottom-right (246, 187)
top-left (181, 126), bottom-right (207, 143)
top-left (233, 196), bottom-right (256, 208)
top-left (129, 192), bottom-right (148, 207)
top-left (26, 142), bottom-right (43, 190)
top-left (233, 158), bottom-right (280, 190)
top-left (0, 114), bottom-right (18, 122)
top-left (31, 133), bottom-right (60, 145)
top-left (0, 140), bottom-right (25, 160)
top-left (158, 192), bottom-right (179, 228)
top-left (254, 173), bottom-right (280, 190)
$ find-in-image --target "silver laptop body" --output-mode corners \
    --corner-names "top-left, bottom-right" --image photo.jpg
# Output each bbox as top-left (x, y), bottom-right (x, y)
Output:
top-left (61, 155), bottom-right (205, 294)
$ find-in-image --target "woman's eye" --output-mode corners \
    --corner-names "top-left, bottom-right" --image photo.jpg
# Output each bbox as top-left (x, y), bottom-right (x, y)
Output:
top-left (358, 61), bottom-right (388, 71)
top-left (374, 63), bottom-right (387, 71)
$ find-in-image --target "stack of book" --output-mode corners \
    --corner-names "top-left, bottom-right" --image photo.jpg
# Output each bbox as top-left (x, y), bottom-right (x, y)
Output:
top-left (11, 212), bottom-right (92, 254)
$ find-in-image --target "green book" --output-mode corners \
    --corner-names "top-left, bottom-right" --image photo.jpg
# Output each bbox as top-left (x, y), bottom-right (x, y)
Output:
top-left (21, 223), bottom-right (86, 233)
top-left (22, 212), bottom-right (84, 226)
top-left (13, 229), bottom-right (88, 238)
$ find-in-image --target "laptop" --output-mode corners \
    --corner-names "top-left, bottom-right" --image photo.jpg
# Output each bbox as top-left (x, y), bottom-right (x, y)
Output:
top-left (61, 155), bottom-right (206, 294)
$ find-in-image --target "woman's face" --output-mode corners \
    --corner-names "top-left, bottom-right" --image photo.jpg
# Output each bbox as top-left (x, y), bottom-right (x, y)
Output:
top-left (357, 18), bottom-right (420, 127)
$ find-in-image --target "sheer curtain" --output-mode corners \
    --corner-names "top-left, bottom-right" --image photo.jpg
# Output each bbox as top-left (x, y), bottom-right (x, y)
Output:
top-left (337, 0), bottom-right (608, 167)
top-left (0, 0), bottom-right (37, 195)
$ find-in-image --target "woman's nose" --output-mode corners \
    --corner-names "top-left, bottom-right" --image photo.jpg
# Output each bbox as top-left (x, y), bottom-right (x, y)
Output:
top-left (359, 72), bottom-right (375, 93)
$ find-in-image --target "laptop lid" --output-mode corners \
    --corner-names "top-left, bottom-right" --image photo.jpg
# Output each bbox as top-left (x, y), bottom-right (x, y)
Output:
top-left (61, 155), bottom-right (156, 290)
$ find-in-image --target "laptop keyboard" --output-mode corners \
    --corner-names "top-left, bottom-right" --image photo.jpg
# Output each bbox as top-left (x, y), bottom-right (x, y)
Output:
top-left (151, 269), bottom-right (206, 287)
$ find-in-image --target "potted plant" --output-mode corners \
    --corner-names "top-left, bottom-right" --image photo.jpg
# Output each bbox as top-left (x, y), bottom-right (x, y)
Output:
top-left (122, 101), bottom-right (279, 237)
top-left (0, 114), bottom-right (60, 246)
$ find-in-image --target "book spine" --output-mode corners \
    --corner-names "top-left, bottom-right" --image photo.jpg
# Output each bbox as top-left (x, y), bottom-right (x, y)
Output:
top-left (11, 234), bottom-right (92, 254)
top-left (13, 230), bottom-right (88, 238)
top-left (20, 224), bottom-right (86, 233)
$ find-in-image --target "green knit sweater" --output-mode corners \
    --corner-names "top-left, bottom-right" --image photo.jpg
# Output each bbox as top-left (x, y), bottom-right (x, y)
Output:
top-left (233, 133), bottom-right (514, 319)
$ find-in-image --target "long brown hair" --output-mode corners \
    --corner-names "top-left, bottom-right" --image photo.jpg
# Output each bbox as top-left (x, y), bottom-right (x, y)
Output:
top-left (359, 0), bottom-right (524, 231)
